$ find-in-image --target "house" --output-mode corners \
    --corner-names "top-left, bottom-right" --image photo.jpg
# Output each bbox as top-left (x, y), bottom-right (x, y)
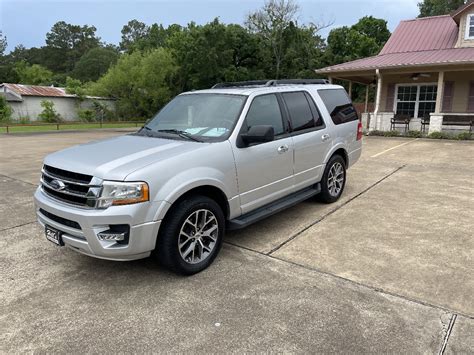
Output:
top-left (0, 83), bottom-right (115, 121)
top-left (316, 1), bottom-right (474, 133)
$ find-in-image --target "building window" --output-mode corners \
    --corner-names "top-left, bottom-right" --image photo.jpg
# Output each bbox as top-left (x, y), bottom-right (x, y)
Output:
top-left (395, 84), bottom-right (437, 118)
top-left (466, 14), bottom-right (474, 39)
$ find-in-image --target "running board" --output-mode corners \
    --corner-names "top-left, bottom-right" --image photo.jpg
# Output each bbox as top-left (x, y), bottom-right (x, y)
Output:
top-left (227, 184), bottom-right (321, 230)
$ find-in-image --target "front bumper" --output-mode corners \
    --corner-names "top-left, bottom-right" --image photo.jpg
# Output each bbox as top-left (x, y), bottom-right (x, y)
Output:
top-left (34, 187), bottom-right (164, 261)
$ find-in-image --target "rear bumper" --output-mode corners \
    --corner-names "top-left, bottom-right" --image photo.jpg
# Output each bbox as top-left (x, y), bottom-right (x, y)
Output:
top-left (34, 187), bottom-right (163, 261)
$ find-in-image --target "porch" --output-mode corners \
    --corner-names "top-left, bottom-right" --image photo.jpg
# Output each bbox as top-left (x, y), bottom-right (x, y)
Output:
top-left (326, 66), bottom-right (474, 134)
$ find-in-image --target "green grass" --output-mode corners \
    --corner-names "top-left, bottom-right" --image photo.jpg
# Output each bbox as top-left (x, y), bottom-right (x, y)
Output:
top-left (0, 122), bottom-right (143, 134)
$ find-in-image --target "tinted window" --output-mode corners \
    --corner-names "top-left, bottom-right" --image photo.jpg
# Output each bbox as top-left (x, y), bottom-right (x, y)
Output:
top-left (245, 94), bottom-right (284, 135)
top-left (304, 92), bottom-right (324, 127)
top-left (318, 89), bottom-right (358, 125)
top-left (282, 92), bottom-right (314, 132)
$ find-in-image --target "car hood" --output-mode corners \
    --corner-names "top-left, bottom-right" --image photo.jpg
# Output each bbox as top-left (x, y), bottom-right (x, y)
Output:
top-left (44, 134), bottom-right (206, 181)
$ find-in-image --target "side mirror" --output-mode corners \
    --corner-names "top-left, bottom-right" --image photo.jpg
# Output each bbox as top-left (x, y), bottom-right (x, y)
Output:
top-left (241, 125), bottom-right (275, 145)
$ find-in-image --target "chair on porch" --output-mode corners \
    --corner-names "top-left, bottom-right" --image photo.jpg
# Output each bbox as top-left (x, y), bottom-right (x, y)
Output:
top-left (390, 114), bottom-right (411, 132)
top-left (442, 115), bottom-right (473, 133)
top-left (421, 113), bottom-right (431, 133)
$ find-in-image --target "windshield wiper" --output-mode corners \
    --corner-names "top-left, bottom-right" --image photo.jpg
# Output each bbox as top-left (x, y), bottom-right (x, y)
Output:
top-left (156, 129), bottom-right (203, 142)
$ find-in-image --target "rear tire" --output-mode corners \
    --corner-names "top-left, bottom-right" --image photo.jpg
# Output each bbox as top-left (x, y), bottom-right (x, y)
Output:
top-left (318, 155), bottom-right (346, 204)
top-left (155, 195), bottom-right (225, 275)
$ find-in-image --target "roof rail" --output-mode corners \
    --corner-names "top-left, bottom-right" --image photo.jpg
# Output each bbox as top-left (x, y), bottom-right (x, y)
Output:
top-left (211, 79), bottom-right (329, 89)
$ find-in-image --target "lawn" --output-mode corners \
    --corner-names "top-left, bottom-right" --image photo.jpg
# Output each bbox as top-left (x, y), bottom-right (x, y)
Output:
top-left (0, 122), bottom-right (144, 134)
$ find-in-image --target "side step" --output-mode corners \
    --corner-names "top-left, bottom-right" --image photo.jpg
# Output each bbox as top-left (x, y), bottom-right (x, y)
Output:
top-left (227, 184), bottom-right (321, 230)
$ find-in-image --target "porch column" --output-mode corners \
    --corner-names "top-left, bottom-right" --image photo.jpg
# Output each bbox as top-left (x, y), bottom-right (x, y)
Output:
top-left (348, 81), bottom-right (353, 99)
top-left (429, 71), bottom-right (445, 133)
top-left (328, 77), bottom-right (333, 84)
top-left (364, 85), bottom-right (370, 112)
top-left (371, 69), bottom-right (383, 131)
top-left (435, 71), bottom-right (445, 114)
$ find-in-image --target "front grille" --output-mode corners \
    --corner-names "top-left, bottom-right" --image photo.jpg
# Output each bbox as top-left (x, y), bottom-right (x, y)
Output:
top-left (39, 208), bottom-right (81, 230)
top-left (41, 165), bottom-right (102, 208)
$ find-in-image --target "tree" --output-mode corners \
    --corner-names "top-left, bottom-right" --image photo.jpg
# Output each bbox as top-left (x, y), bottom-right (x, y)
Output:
top-left (0, 31), bottom-right (7, 56)
top-left (73, 47), bottom-right (119, 82)
top-left (324, 16), bottom-right (390, 66)
top-left (418, 0), bottom-right (466, 17)
top-left (119, 20), bottom-right (150, 52)
top-left (246, 0), bottom-right (299, 78)
top-left (45, 21), bottom-right (101, 73)
top-left (0, 96), bottom-right (13, 122)
top-left (167, 19), bottom-right (265, 90)
top-left (90, 48), bottom-right (177, 119)
top-left (14, 62), bottom-right (54, 85)
top-left (38, 100), bottom-right (62, 122)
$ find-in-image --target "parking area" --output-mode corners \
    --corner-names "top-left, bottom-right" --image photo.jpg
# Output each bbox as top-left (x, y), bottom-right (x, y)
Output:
top-left (1, 130), bottom-right (473, 353)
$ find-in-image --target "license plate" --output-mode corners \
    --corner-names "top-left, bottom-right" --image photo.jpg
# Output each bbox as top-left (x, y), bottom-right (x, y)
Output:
top-left (45, 225), bottom-right (64, 246)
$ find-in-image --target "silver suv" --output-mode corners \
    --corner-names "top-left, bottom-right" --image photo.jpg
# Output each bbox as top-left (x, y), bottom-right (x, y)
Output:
top-left (34, 79), bottom-right (362, 274)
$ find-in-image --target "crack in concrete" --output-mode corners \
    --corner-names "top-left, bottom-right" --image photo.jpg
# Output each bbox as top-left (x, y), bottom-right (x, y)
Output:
top-left (266, 164), bottom-right (407, 256)
top-left (0, 173), bottom-right (37, 187)
top-left (0, 221), bottom-right (37, 233)
top-left (224, 241), bottom-right (474, 320)
top-left (439, 314), bottom-right (457, 355)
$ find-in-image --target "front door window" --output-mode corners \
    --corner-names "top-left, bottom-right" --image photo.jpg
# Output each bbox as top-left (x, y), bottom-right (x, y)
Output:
top-left (396, 84), bottom-right (437, 118)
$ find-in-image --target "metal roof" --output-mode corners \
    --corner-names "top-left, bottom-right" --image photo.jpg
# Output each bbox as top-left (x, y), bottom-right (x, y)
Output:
top-left (316, 47), bottom-right (474, 73)
top-left (0, 83), bottom-right (114, 101)
top-left (380, 15), bottom-right (458, 55)
top-left (316, 9), bottom-right (474, 75)
top-left (1, 83), bottom-right (76, 98)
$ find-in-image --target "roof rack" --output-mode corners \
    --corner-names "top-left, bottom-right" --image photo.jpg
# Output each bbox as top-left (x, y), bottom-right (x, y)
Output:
top-left (211, 79), bottom-right (329, 89)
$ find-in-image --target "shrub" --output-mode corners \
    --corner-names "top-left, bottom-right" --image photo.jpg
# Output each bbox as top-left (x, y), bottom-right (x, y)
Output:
top-left (38, 100), bottom-right (62, 123)
top-left (0, 96), bottom-right (12, 122)
top-left (78, 109), bottom-right (95, 122)
top-left (427, 131), bottom-right (450, 140)
top-left (367, 130), bottom-right (384, 136)
top-left (455, 132), bottom-right (473, 141)
top-left (407, 130), bottom-right (422, 138)
top-left (383, 130), bottom-right (400, 137)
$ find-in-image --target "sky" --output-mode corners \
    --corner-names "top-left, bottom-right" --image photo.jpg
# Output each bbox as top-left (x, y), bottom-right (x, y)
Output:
top-left (0, 0), bottom-right (420, 53)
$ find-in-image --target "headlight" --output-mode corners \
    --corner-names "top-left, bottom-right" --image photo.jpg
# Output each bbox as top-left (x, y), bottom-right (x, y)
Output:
top-left (97, 181), bottom-right (149, 208)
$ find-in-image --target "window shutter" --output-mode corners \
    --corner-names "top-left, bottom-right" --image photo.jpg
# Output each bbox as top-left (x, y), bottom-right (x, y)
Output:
top-left (468, 81), bottom-right (474, 113)
top-left (385, 84), bottom-right (396, 111)
top-left (442, 81), bottom-right (454, 113)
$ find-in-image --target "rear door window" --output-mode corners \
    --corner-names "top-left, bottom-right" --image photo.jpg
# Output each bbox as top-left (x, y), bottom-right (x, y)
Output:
top-left (318, 89), bottom-right (359, 125)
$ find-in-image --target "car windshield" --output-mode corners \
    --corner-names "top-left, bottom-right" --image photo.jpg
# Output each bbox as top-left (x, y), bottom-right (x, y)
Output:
top-left (142, 93), bottom-right (247, 142)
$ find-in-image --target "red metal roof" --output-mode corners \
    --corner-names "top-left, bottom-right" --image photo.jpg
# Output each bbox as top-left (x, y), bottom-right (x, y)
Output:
top-left (380, 15), bottom-right (458, 55)
top-left (316, 12), bottom-right (474, 75)
top-left (1, 83), bottom-right (75, 97)
top-left (317, 47), bottom-right (474, 73)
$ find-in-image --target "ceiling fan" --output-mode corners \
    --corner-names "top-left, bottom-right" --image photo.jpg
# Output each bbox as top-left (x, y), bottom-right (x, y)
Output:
top-left (411, 73), bottom-right (431, 81)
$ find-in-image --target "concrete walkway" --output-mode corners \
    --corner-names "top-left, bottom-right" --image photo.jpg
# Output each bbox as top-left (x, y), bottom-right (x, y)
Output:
top-left (0, 132), bottom-right (472, 353)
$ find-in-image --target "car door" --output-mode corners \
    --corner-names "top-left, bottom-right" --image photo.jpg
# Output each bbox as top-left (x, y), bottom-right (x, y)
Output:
top-left (280, 91), bottom-right (333, 190)
top-left (232, 93), bottom-right (294, 214)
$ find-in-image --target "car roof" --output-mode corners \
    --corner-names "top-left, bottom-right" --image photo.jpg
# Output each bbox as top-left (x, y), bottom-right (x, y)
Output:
top-left (182, 84), bottom-right (344, 97)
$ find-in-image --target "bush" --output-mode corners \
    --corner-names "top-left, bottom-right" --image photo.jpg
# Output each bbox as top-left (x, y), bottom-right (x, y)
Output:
top-left (0, 96), bottom-right (12, 122)
top-left (383, 130), bottom-right (400, 137)
top-left (367, 130), bottom-right (383, 136)
top-left (77, 109), bottom-right (95, 122)
top-left (455, 132), bottom-right (473, 140)
top-left (38, 100), bottom-right (62, 123)
top-left (427, 131), bottom-right (450, 140)
top-left (407, 130), bottom-right (422, 138)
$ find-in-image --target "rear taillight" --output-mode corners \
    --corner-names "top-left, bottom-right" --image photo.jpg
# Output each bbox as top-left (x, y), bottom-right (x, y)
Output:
top-left (357, 120), bottom-right (363, 140)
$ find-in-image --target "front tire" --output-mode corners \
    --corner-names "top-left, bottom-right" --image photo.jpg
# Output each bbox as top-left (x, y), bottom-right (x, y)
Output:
top-left (156, 195), bottom-right (225, 275)
top-left (318, 155), bottom-right (346, 204)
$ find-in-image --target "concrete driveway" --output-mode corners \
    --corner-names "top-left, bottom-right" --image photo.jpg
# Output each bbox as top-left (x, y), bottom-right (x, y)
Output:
top-left (1, 130), bottom-right (473, 353)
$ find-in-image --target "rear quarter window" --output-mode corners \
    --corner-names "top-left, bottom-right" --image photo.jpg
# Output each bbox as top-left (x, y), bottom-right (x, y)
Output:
top-left (318, 89), bottom-right (358, 125)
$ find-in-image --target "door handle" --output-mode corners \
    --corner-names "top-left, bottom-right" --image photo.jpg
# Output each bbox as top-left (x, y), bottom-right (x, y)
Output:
top-left (277, 145), bottom-right (289, 153)
top-left (321, 134), bottom-right (331, 142)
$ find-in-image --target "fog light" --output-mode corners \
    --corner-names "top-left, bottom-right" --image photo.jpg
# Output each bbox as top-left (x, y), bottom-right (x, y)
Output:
top-left (97, 231), bottom-right (126, 241)
top-left (97, 224), bottom-right (130, 244)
